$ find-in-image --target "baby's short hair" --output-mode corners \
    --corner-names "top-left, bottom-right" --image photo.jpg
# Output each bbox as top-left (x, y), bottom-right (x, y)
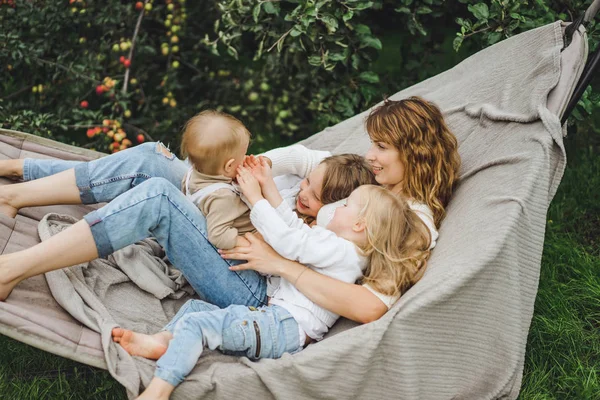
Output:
top-left (180, 110), bottom-right (251, 175)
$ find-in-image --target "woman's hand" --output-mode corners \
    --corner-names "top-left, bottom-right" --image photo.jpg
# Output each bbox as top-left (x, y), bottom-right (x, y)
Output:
top-left (236, 166), bottom-right (263, 205)
top-left (219, 232), bottom-right (286, 276)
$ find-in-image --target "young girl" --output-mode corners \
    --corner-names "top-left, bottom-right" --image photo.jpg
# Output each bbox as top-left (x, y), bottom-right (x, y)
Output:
top-left (112, 159), bottom-right (430, 400)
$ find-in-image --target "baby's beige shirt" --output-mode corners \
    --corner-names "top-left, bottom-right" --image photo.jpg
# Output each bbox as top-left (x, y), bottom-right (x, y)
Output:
top-left (182, 169), bottom-right (255, 250)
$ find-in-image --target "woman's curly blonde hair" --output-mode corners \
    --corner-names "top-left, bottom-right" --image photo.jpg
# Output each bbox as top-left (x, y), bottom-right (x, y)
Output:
top-left (366, 97), bottom-right (461, 228)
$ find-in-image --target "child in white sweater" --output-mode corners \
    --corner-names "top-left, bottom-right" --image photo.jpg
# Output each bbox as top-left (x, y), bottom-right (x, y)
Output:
top-left (113, 159), bottom-right (431, 400)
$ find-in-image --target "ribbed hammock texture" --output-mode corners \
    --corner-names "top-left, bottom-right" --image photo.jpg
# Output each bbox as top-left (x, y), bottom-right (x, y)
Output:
top-left (0, 21), bottom-right (587, 399)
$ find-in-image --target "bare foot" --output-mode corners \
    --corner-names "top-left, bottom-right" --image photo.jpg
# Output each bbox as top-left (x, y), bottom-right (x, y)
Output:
top-left (0, 257), bottom-right (22, 301)
top-left (0, 201), bottom-right (18, 219)
top-left (0, 278), bottom-right (18, 301)
top-left (112, 328), bottom-right (171, 360)
top-left (0, 188), bottom-right (18, 218)
top-left (0, 160), bottom-right (24, 180)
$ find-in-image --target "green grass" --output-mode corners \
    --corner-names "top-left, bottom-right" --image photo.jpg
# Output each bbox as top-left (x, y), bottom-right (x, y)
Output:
top-left (519, 141), bottom-right (600, 399)
top-left (0, 140), bottom-right (597, 399)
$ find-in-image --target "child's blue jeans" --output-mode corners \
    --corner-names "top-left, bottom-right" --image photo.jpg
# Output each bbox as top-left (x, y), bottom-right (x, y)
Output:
top-left (23, 142), bottom-right (268, 308)
top-left (156, 299), bottom-right (302, 386)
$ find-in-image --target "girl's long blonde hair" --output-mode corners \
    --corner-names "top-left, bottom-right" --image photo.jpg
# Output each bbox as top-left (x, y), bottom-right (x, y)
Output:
top-left (356, 185), bottom-right (431, 297)
top-left (366, 97), bottom-right (461, 228)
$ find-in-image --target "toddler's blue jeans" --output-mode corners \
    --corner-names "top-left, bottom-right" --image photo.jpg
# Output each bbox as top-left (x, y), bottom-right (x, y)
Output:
top-left (156, 299), bottom-right (301, 386)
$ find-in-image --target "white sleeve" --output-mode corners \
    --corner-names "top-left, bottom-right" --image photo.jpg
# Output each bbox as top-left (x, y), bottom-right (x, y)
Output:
top-left (274, 200), bottom-right (306, 230)
top-left (408, 200), bottom-right (438, 250)
top-left (363, 284), bottom-right (400, 310)
top-left (261, 144), bottom-right (331, 178)
top-left (251, 199), bottom-right (357, 269)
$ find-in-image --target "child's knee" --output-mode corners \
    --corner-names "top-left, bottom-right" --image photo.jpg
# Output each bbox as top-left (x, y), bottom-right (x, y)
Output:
top-left (154, 142), bottom-right (176, 160)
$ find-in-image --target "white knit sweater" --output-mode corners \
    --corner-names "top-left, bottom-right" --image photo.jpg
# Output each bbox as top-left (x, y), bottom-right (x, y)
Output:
top-left (251, 199), bottom-right (367, 339)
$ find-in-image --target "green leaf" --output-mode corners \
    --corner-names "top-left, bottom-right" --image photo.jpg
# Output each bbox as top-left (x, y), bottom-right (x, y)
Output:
top-left (290, 26), bottom-right (303, 37)
top-left (263, 2), bottom-right (277, 15)
top-left (351, 53), bottom-right (360, 70)
top-left (343, 11), bottom-right (354, 22)
top-left (352, 2), bottom-right (374, 11)
top-left (320, 15), bottom-right (338, 31)
top-left (253, 4), bottom-right (261, 23)
top-left (360, 36), bottom-right (382, 50)
top-left (354, 24), bottom-right (371, 36)
top-left (416, 6), bottom-right (432, 14)
top-left (358, 71), bottom-right (379, 83)
top-left (468, 3), bottom-right (489, 20)
top-left (308, 55), bottom-right (322, 66)
top-left (329, 52), bottom-right (346, 62)
top-left (452, 35), bottom-right (464, 52)
top-left (394, 7), bottom-right (410, 14)
top-left (487, 32), bottom-right (502, 45)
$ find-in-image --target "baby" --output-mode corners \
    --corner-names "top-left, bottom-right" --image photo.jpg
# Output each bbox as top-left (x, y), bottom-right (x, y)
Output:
top-left (179, 110), bottom-right (254, 249)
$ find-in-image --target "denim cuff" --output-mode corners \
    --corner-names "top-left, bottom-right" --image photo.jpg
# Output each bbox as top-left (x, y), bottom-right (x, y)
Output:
top-left (74, 162), bottom-right (97, 204)
top-left (22, 159), bottom-right (32, 182)
top-left (154, 368), bottom-right (182, 387)
top-left (83, 212), bottom-right (114, 258)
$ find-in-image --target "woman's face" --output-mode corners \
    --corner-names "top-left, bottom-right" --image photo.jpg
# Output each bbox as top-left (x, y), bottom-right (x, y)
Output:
top-left (296, 163), bottom-right (326, 217)
top-left (365, 140), bottom-right (405, 191)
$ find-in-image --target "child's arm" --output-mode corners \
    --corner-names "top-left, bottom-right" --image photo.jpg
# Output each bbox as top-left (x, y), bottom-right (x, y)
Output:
top-left (238, 163), bottom-right (306, 231)
top-left (201, 191), bottom-right (250, 250)
top-left (250, 199), bottom-right (357, 270)
top-left (260, 144), bottom-right (331, 178)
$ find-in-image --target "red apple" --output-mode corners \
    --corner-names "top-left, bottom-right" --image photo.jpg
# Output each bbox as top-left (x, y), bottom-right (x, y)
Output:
top-left (136, 134), bottom-right (145, 143)
top-left (80, 100), bottom-right (89, 108)
top-left (86, 128), bottom-right (95, 138)
top-left (135, 1), bottom-right (143, 11)
top-left (95, 85), bottom-right (105, 95)
top-left (123, 59), bottom-right (131, 68)
top-left (119, 56), bottom-right (126, 64)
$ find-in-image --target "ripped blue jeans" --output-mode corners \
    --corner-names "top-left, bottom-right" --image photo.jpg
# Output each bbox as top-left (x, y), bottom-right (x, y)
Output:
top-left (23, 142), bottom-right (268, 308)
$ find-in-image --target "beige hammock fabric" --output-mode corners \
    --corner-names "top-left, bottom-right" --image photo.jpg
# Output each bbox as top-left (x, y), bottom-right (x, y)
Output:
top-left (0, 21), bottom-right (585, 399)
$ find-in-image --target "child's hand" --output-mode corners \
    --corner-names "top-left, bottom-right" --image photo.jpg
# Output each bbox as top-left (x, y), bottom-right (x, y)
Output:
top-left (243, 155), bottom-right (257, 169)
top-left (236, 166), bottom-right (263, 206)
top-left (250, 157), bottom-right (274, 187)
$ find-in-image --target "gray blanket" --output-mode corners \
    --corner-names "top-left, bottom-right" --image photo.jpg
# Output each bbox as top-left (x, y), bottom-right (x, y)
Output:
top-left (0, 20), bottom-right (581, 399)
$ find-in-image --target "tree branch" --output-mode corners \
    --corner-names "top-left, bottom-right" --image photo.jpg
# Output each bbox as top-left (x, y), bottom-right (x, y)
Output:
top-left (122, 0), bottom-right (149, 94)
top-left (267, 27), bottom-right (293, 52)
top-left (33, 57), bottom-right (100, 84)
top-left (124, 122), bottom-right (154, 142)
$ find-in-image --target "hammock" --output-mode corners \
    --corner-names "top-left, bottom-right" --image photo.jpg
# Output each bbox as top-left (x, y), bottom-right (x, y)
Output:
top-left (0, 4), bottom-right (595, 398)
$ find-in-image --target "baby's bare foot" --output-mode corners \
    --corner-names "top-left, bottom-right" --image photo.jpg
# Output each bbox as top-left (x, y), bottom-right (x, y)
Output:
top-left (112, 328), bottom-right (170, 360)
